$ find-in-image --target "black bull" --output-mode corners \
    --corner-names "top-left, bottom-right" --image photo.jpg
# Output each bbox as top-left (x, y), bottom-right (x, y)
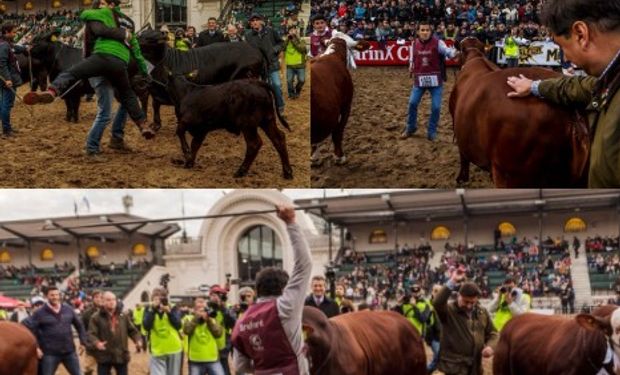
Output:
top-left (136, 29), bottom-right (266, 130)
top-left (28, 30), bottom-right (266, 129)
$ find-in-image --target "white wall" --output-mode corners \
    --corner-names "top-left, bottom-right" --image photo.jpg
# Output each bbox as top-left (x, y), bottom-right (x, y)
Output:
top-left (123, 265), bottom-right (167, 308)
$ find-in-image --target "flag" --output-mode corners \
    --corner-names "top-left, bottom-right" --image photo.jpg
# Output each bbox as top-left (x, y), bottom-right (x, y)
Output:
top-left (82, 196), bottom-right (90, 212)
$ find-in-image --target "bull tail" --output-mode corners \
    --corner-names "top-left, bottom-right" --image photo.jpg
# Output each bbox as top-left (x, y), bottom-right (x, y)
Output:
top-left (257, 80), bottom-right (291, 131)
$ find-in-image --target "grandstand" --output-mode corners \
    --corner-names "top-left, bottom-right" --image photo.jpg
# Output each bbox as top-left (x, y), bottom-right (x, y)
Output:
top-left (0, 213), bottom-right (179, 304)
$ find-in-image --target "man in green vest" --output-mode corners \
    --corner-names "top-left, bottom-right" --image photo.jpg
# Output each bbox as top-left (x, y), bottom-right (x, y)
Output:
top-left (23, 0), bottom-right (155, 139)
top-left (132, 303), bottom-right (147, 353)
top-left (503, 27), bottom-right (527, 68)
top-left (334, 283), bottom-right (345, 307)
top-left (143, 287), bottom-right (183, 375)
top-left (182, 296), bottom-right (225, 375)
top-left (208, 285), bottom-right (236, 375)
top-left (284, 24), bottom-right (306, 100)
top-left (0, 308), bottom-right (7, 320)
top-left (488, 278), bottom-right (529, 331)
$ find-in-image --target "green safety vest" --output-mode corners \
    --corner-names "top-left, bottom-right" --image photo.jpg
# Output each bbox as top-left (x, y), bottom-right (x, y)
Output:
top-left (403, 300), bottom-right (434, 336)
top-left (133, 306), bottom-right (146, 336)
top-left (335, 297), bottom-right (342, 307)
top-left (0, 309), bottom-right (6, 320)
top-left (149, 310), bottom-right (182, 356)
top-left (504, 36), bottom-right (519, 58)
top-left (182, 314), bottom-right (219, 362)
top-left (523, 293), bottom-right (532, 309)
top-left (493, 294), bottom-right (513, 331)
top-left (215, 311), bottom-right (226, 351)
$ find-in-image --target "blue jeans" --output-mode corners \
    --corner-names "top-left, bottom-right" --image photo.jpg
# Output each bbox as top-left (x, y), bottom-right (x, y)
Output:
top-left (269, 70), bottom-right (285, 109)
top-left (86, 76), bottom-right (128, 153)
top-left (286, 67), bottom-right (305, 97)
top-left (427, 339), bottom-right (440, 372)
top-left (189, 361), bottom-right (226, 375)
top-left (405, 85), bottom-right (443, 139)
top-left (41, 352), bottom-right (82, 375)
top-left (97, 363), bottom-right (128, 375)
top-left (0, 86), bottom-right (16, 133)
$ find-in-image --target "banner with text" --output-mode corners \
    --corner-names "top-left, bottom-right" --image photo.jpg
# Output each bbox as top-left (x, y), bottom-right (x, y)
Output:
top-left (353, 40), bottom-right (561, 67)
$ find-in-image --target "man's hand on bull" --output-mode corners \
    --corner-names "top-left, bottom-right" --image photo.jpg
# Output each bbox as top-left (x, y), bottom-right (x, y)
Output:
top-left (506, 74), bottom-right (534, 98)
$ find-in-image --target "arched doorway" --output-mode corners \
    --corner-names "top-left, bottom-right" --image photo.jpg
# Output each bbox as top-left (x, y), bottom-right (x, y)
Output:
top-left (237, 225), bottom-right (282, 282)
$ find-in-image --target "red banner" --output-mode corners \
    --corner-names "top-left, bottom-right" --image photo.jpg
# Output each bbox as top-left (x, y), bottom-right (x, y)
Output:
top-left (354, 40), bottom-right (459, 67)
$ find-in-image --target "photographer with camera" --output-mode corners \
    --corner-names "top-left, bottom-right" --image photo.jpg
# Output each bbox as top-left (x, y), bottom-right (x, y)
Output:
top-left (284, 24), bottom-right (306, 100)
top-left (181, 296), bottom-right (225, 375)
top-left (143, 287), bottom-right (183, 375)
top-left (234, 287), bottom-right (256, 320)
top-left (487, 277), bottom-right (529, 332)
top-left (395, 284), bottom-right (440, 374)
top-left (207, 285), bottom-right (236, 375)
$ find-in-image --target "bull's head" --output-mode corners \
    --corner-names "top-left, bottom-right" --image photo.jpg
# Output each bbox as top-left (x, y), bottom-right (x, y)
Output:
top-left (137, 29), bottom-right (168, 65)
top-left (302, 306), bottom-right (334, 373)
top-left (577, 306), bottom-right (620, 364)
top-left (29, 31), bottom-right (61, 68)
top-left (458, 36), bottom-right (486, 65)
top-left (325, 31), bottom-right (370, 69)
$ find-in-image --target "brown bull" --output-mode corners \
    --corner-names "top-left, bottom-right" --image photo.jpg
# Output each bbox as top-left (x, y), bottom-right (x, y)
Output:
top-left (302, 306), bottom-right (426, 375)
top-left (310, 32), bottom-right (370, 165)
top-left (493, 305), bottom-right (620, 375)
top-left (450, 37), bottom-right (589, 187)
top-left (0, 321), bottom-right (38, 375)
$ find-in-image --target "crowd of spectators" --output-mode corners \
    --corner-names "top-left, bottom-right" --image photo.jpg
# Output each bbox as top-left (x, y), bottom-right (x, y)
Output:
top-left (1, 11), bottom-right (82, 45)
top-left (335, 234), bottom-right (576, 309)
top-left (310, 0), bottom-right (552, 45)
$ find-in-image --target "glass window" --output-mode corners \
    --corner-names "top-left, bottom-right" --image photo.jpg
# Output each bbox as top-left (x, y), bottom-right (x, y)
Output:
top-left (237, 225), bottom-right (281, 282)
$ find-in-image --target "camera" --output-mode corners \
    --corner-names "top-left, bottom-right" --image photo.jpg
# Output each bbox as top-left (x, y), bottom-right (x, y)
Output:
top-left (160, 297), bottom-right (169, 306)
top-left (205, 305), bottom-right (218, 318)
top-left (239, 302), bottom-right (249, 313)
top-left (499, 286), bottom-right (511, 294)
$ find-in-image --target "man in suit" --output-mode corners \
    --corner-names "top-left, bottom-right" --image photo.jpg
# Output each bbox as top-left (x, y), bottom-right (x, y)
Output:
top-left (304, 275), bottom-right (339, 318)
top-left (197, 17), bottom-right (225, 47)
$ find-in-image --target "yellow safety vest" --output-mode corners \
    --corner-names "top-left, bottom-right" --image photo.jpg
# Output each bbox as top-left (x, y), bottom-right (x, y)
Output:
top-left (149, 310), bottom-right (182, 356)
top-left (403, 300), bottom-right (434, 336)
top-left (133, 306), bottom-right (147, 336)
top-left (215, 311), bottom-right (226, 351)
top-left (504, 36), bottom-right (519, 58)
top-left (182, 314), bottom-right (219, 362)
top-left (493, 294), bottom-right (513, 331)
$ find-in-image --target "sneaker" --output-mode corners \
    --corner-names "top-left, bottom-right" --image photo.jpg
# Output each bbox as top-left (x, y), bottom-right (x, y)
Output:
top-left (85, 152), bottom-right (108, 163)
top-left (23, 90), bottom-right (56, 105)
top-left (427, 135), bottom-right (437, 142)
top-left (400, 131), bottom-right (411, 139)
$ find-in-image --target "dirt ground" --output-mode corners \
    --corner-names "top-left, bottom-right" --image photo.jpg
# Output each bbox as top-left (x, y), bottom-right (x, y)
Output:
top-left (0, 68), bottom-right (310, 188)
top-left (56, 341), bottom-right (494, 375)
top-left (311, 66), bottom-right (494, 188)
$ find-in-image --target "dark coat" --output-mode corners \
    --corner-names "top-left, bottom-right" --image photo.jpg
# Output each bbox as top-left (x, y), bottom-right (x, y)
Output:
top-left (88, 308), bottom-right (140, 365)
top-left (304, 295), bottom-right (340, 318)
top-left (197, 30), bottom-right (226, 47)
top-left (244, 26), bottom-right (283, 72)
top-left (0, 38), bottom-right (25, 88)
top-left (28, 303), bottom-right (87, 356)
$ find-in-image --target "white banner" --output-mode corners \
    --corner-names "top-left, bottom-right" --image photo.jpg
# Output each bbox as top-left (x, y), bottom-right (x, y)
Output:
top-left (495, 41), bottom-right (562, 66)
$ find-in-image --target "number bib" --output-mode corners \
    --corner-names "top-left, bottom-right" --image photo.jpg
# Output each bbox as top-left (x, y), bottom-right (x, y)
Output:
top-left (417, 74), bottom-right (440, 87)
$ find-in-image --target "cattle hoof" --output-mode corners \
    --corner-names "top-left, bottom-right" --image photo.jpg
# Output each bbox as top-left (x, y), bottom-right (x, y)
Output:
top-left (150, 122), bottom-right (162, 132)
top-left (456, 177), bottom-right (469, 185)
top-left (141, 128), bottom-right (156, 140)
top-left (234, 169), bottom-right (248, 178)
top-left (171, 158), bottom-right (185, 165)
top-left (283, 170), bottom-right (294, 180)
top-left (183, 161), bottom-right (194, 169)
top-left (334, 155), bottom-right (347, 165)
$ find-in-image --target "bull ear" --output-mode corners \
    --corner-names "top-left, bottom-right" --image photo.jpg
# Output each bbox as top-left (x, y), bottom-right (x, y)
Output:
top-left (576, 314), bottom-right (612, 334)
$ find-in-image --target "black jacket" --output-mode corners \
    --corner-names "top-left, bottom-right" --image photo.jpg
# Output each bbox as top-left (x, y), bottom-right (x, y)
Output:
top-left (197, 30), bottom-right (226, 47)
top-left (304, 295), bottom-right (340, 318)
top-left (244, 26), bottom-right (283, 72)
top-left (0, 38), bottom-right (26, 88)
